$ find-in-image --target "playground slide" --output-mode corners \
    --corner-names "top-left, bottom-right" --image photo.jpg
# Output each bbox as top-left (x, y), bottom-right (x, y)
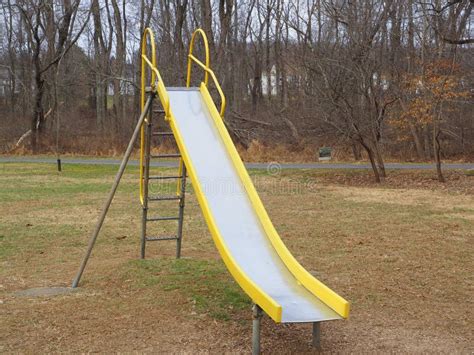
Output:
top-left (165, 84), bottom-right (350, 323)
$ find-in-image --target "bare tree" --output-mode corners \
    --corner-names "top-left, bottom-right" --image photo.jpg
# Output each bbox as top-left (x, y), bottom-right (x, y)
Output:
top-left (15, 0), bottom-right (87, 151)
top-left (0, 0), bottom-right (472, 170)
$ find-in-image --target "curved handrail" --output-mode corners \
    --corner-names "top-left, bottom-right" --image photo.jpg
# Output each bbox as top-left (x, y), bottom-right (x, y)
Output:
top-left (140, 27), bottom-right (226, 203)
top-left (187, 29), bottom-right (209, 86)
top-left (186, 29), bottom-right (226, 117)
top-left (140, 28), bottom-right (156, 113)
top-left (140, 28), bottom-right (170, 205)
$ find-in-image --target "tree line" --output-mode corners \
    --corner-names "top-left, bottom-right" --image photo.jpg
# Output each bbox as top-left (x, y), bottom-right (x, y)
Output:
top-left (0, 0), bottom-right (473, 181)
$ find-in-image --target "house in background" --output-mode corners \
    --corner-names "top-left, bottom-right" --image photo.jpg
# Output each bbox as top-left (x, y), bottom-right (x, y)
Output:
top-left (107, 63), bottom-right (136, 96)
top-left (0, 67), bottom-right (21, 107)
top-left (0, 68), bottom-right (9, 97)
top-left (261, 65), bottom-right (277, 97)
top-left (0, 68), bottom-right (11, 106)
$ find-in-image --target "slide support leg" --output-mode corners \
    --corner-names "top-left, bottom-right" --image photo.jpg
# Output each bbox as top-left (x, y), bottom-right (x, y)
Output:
top-left (312, 322), bottom-right (321, 349)
top-left (252, 304), bottom-right (263, 355)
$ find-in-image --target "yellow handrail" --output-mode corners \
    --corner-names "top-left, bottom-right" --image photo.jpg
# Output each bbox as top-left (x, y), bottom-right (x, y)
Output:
top-left (187, 29), bottom-right (209, 86)
top-left (140, 28), bottom-right (156, 114)
top-left (140, 28), bottom-right (226, 204)
top-left (187, 29), bottom-right (226, 117)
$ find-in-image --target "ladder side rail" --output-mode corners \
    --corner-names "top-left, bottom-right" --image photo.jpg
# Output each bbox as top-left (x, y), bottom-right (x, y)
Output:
top-left (176, 162), bottom-right (187, 258)
top-left (140, 107), bottom-right (153, 259)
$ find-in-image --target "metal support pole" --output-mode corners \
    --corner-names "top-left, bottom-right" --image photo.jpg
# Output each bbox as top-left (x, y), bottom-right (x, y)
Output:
top-left (140, 111), bottom-right (153, 259)
top-left (312, 322), bottom-right (321, 350)
top-left (71, 95), bottom-right (154, 288)
top-left (252, 304), bottom-right (263, 355)
top-left (176, 161), bottom-right (187, 258)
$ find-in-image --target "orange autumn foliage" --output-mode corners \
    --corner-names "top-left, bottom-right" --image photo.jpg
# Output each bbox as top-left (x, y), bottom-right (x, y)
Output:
top-left (391, 59), bottom-right (469, 140)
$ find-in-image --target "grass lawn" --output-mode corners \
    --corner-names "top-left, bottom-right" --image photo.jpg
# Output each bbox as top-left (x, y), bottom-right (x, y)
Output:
top-left (0, 162), bottom-right (472, 353)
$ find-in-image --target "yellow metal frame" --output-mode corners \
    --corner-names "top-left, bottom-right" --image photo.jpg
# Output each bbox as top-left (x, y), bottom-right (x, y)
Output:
top-left (139, 28), bottom-right (171, 204)
top-left (139, 27), bottom-right (350, 322)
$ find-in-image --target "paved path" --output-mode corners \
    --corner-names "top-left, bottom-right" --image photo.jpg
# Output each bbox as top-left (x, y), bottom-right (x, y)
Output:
top-left (1, 156), bottom-right (473, 170)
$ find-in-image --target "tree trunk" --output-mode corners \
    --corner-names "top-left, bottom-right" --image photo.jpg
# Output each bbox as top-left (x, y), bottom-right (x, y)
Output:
top-left (433, 117), bottom-right (445, 183)
top-left (31, 72), bottom-right (45, 153)
top-left (200, 0), bottom-right (214, 53)
top-left (30, 12), bottom-right (44, 153)
top-left (373, 141), bottom-right (386, 178)
top-left (423, 125), bottom-right (432, 159)
top-left (251, 53), bottom-right (262, 113)
top-left (6, 0), bottom-right (16, 113)
top-left (360, 139), bottom-right (381, 183)
top-left (371, 128), bottom-right (386, 178)
top-left (232, 1), bottom-right (240, 111)
top-left (408, 121), bottom-right (426, 160)
top-left (265, 2), bottom-right (272, 100)
top-left (175, 0), bottom-right (188, 83)
top-left (351, 142), bottom-right (361, 160)
top-left (92, 0), bottom-right (105, 128)
top-left (111, 0), bottom-right (125, 134)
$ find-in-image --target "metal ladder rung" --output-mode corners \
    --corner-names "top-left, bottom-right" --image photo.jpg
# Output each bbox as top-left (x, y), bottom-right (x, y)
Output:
top-left (148, 195), bottom-right (181, 201)
top-left (146, 216), bottom-right (180, 221)
top-left (146, 236), bottom-right (178, 241)
top-left (148, 175), bottom-right (182, 180)
top-left (151, 153), bottom-right (181, 158)
top-left (141, 95), bottom-right (187, 261)
top-left (152, 132), bottom-right (173, 137)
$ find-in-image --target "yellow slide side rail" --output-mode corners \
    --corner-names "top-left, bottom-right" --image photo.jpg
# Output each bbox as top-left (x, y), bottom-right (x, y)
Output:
top-left (186, 29), bottom-right (226, 117)
top-left (139, 28), bottom-right (171, 205)
top-left (200, 83), bottom-right (350, 319)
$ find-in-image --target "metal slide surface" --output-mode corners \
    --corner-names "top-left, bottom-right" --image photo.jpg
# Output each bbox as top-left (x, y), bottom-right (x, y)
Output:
top-left (167, 87), bottom-right (341, 323)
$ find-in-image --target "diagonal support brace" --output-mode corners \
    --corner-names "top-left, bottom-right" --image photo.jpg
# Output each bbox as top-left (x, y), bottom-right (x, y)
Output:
top-left (71, 95), bottom-right (154, 288)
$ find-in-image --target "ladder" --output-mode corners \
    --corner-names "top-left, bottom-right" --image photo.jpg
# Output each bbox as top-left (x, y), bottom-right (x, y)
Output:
top-left (140, 105), bottom-right (187, 259)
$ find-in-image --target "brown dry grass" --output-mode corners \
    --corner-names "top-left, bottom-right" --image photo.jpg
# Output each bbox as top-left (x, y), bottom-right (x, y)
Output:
top-left (0, 163), bottom-right (473, 353)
